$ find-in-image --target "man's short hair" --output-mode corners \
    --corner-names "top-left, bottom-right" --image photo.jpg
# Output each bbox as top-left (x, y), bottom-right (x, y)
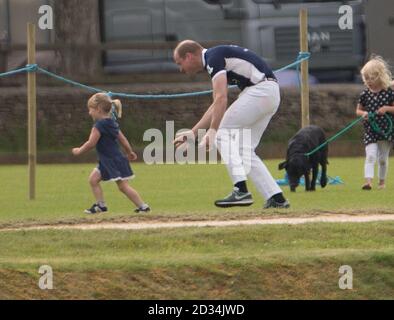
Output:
top-left (174, 40), bottom-right (203, 58)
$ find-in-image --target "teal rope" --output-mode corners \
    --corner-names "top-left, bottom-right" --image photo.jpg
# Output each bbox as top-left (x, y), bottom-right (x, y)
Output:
top-left (0, 65), bottom-right (35, 78)
top-left (304, 117), bottom-right (364, 157)
top-left (368, 112), bottom-right (393, 138)
top-left (291, 52), bottom-right (311, 88)
top-left (107, 52), bottom-right (310, 98)
top-left (25, 64), bottom-right (38, 72)
top-left (0, 52), bottom-right (311, 99)
top-left (305, 113), bottom-right (394, 157)
top-left (36, 66), bottom-right (102, 93)
top-left (107, 88), bottom-right (218, 99)
top-left (275, 52), bottom-right (310, 73)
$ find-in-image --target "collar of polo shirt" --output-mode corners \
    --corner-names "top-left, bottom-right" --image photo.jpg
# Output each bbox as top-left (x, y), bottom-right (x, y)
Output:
top-left (202, 48), bottom-right (207, 68)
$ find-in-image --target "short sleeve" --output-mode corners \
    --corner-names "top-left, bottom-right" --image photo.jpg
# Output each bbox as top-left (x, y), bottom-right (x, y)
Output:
top-left (94, 120), bottom-right (105, 134)
top-left (206, 54), bottom-right (226, 80)
top-left (358, 90), bottom-right (367, 107)
top-left (389, 89), bottom-right (394, 106)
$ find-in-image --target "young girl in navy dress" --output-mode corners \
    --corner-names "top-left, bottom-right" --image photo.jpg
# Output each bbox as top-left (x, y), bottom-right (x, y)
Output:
top-left (72, 93), bottom-right (150, 213)
top-left (356, 56), bottom-right (394, 190)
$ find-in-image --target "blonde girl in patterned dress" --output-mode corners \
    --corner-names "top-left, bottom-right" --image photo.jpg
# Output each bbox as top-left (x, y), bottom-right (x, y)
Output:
top-left (356, 56), bottom-right (394, 190)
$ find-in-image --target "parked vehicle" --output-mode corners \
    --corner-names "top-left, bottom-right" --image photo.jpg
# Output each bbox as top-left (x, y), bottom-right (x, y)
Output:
top-left (101, 0), bottom-right (366, 81)
top-left (0, 0), bottom-right (367, 82)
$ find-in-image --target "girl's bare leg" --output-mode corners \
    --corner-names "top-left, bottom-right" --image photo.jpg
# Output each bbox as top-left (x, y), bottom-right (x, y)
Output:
top-left (89, 169), bottom-right (105, 203)
top-left (116, 180), bottom-right (145, 207)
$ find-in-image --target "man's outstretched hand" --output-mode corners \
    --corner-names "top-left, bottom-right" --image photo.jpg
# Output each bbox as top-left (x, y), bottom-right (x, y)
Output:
top-left (173, 130), bottom-right (195, 149)
top-left (199, 129), bottom-right (217, 152)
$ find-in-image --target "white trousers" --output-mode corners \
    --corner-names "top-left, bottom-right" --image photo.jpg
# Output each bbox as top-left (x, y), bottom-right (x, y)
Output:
top-left (364, 141), bottom-right (392, 180)
top-left (215, 81), bottom-right (283, 200)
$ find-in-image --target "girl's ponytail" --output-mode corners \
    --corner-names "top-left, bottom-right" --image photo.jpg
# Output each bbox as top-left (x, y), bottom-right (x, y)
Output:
top-left (111, 99), bottom-right (122, 119)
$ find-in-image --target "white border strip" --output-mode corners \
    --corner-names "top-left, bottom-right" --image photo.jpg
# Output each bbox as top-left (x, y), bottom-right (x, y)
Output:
top-left (2, 214), bottom-right (394, 232)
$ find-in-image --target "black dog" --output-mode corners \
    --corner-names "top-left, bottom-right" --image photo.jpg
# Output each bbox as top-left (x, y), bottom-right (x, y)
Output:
top-left (278, 125), bottom-right (328, 192)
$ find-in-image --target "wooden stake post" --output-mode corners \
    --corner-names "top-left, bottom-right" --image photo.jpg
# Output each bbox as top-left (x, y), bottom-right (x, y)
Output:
top-left (299, 9), bottom-right (310, 128)
top-left (27, 23), bottom-right (36, 200)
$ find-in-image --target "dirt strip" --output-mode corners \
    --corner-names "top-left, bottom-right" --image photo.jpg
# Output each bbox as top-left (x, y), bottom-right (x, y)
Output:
top-left (2, 214), bottom-right (394, 232)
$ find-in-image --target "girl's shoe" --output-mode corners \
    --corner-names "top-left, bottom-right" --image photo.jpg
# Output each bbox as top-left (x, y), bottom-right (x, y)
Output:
top-left (134, 205), bottom-right (151, 213)
top-left (84, 203), bottom-right (108, 214)
top-left (378, 184), bottom-right (386, 190)
top-left (361, 184), bottom-right (372, 190)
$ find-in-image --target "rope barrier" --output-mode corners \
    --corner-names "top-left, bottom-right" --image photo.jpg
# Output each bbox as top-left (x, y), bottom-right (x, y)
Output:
top-left (0, 65), bottom-right (34, 78)
top-left (274, 51), bottom-right (310, 73)
top-left (304, 117), bottom-right (364, 157)
top-left (25, 64), bottom-right (38, 72)
top-left (36, 66), bottom-right (102, 93)
top-left (4, 52), bottom-right (390, 158)
top-left (305, 113), bottom-right (394, 157)
top-left (0, 52), bottom-right (311, 99)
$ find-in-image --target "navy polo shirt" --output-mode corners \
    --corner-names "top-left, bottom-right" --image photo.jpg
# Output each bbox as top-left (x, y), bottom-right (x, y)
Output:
top-left (202, 45), bottom-right (276, 90)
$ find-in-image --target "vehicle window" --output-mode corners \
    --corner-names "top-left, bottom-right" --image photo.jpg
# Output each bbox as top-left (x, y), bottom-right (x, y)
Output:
top-left (253, 0), bottom-right (341, 3)
top-left (203, 0), bottom-right (232, 5)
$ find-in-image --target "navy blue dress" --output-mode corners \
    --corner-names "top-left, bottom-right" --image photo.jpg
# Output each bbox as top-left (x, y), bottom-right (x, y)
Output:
top-left (94, 118), bottom-right (134, 181)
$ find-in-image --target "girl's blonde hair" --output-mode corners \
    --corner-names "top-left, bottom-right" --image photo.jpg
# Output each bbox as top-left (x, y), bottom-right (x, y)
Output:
top-left (87, 92), bottom-right (122, 118)
top-left (361, 56), bottom-right (392, 89)
top-left (111, 99), bottom-right (122, 119)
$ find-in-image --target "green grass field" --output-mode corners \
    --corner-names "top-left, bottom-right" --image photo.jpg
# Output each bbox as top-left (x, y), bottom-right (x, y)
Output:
top-left (1, 157), bottom-right (394, 225)
top-left (1, 223), bottom-right (394, 299)
top-left (1, 158), bottom-right (394, 299)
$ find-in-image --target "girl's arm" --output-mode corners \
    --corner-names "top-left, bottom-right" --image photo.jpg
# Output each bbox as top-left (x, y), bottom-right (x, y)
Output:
top-left (377, 105), bottom-right (394, 115)
top-left (72, 127), bottom-right (100, 156)
top-left (118, 130), bottom-right (137, 161)
top-left (356, 103), bottom-right (368, 119)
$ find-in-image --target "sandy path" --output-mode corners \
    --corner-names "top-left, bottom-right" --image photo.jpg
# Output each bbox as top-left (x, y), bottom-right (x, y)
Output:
top-left (2, 214), bottom-right (394, 232)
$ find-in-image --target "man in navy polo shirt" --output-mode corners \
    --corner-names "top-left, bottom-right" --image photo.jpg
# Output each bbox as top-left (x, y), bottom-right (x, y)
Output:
top-left (173, 40), bottom-right (289, 209)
